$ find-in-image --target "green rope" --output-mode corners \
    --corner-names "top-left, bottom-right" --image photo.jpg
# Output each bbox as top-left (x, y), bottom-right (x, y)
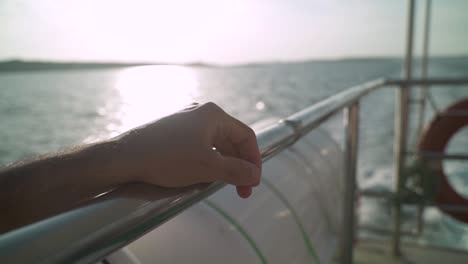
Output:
top-left (262, 178), bottom-right (321, 264)
top-left (203, 200), bottom-right (268, 264)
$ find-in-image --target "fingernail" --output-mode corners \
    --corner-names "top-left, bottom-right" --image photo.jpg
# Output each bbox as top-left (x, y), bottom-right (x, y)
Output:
top-left (237, 186), bottom-right (252, 198)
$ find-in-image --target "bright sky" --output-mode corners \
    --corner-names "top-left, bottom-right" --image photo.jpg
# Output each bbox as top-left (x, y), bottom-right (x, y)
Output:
top-left (1, 0), bottom-right (467, 64)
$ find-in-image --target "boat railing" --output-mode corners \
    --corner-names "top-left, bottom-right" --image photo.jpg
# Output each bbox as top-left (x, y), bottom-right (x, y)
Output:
top-left (2, 76), bottom-right (468, 264)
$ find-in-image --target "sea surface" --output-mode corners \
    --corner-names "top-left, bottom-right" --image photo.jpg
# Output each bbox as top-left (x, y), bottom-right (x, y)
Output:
top-left (1, 58), bottom-right (468, 250)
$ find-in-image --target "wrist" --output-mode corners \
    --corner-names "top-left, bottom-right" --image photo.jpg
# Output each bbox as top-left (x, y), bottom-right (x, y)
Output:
top-left (79, 139), bottom-right (134, 187)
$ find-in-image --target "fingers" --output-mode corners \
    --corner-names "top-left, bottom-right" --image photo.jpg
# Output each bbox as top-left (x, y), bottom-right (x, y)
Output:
top-left (212, 107), bottom-right (261, 170)
top-left (225, 118), bottom-right (261, 169)
top-left (214, 155), bottom-right (261, 187)
top-left (195, 102), bottom-right (262, 199)
top-left (214, 107), bottom-right (262, 199)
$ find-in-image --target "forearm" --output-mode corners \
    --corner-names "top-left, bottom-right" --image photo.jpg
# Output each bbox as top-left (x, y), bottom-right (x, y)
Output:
top-left (0, 102), bottom-right (262, 233)
top-left (0, 139), bottom-right (130, 232)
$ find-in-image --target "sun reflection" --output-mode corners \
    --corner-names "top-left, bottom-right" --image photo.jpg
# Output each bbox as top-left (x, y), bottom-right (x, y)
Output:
top-left (114, 65), bottom-right (198, 133)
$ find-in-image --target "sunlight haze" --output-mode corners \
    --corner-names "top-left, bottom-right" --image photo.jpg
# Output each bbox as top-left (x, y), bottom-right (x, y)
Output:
top-left (1, 0), bottom-right (467, 64)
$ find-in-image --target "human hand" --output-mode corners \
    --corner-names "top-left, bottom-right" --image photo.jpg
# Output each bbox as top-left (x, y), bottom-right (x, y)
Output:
top-left (115, 102), bottom-right (262, 198)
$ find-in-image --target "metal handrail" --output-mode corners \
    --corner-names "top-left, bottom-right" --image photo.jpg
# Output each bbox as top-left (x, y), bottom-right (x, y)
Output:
top-left (386, 78), bottom-right (468, 86)
top-left (1, 77), bottom-right (468, 263)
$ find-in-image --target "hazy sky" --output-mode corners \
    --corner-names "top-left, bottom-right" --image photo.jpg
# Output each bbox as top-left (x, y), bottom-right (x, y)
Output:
top-left (1, 0), bottom-right (467, 64)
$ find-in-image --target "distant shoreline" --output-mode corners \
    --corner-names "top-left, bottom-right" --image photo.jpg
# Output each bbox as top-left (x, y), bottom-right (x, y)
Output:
top-left (0, 60), bottom-right (160, 73)
top-left (0, 56), bottom-right (466, 72)
top-left (0, 58), bottom-right (395, 72)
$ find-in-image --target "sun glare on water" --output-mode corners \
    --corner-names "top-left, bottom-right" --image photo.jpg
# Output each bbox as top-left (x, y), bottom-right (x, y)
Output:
top-left (114, 65), bottom-right (198, 133)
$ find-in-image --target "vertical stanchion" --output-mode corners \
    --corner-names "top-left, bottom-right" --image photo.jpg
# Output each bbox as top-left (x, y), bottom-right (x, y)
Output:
top-left (416, 0), bottom-right (432, 142)
top-left (416, 0), bottom-right (432, 236)
top-left (393, 0), bottom-right (415, 256)
top-left (340, 102), bottom-right (360, 264)
top-left (393, 85), bottom-right (410, 257)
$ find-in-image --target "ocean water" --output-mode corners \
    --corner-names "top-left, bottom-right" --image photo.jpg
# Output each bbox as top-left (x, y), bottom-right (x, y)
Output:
top-left (1, 58), bottom-right (468, 250)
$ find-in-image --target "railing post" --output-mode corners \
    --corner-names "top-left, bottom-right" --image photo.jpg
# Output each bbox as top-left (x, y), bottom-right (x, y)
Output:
top-left (416, 0), bottom-right (432, 140)
top-left (392, 84), bottom-right (410, 257)
top-left (393, 0), bottom-right (415, 256)
top-left (416, 0), bottom-right (432, 236)
top-left (341, 102), bottom-right (360, 264)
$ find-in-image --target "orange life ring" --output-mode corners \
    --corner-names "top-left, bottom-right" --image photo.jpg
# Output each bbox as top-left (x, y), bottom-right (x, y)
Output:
top-left (418, 98), bottom-right (468, 223)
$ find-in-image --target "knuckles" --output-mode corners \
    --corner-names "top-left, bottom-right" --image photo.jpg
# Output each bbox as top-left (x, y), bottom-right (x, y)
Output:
top-left (244, 126), bottom-right (256, 139)
top-left (190, 102), bottom-right (227, 125)
top-left (198, 102), bottom-right (223, 116)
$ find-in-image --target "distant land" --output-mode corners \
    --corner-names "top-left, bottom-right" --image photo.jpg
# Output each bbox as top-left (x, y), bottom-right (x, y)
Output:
top-left (0, 58), bottom-right (400, 72)
top-left (0, 56), bottom-right (467, 72)
top-left (0, 60), bottom-right (222, 72)
top-left (0, 60), bottom-right (157, 72)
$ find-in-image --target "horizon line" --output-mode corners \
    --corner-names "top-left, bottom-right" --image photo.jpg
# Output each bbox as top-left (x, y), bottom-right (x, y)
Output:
top-left (1, 54), bottom-right (468, 68)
